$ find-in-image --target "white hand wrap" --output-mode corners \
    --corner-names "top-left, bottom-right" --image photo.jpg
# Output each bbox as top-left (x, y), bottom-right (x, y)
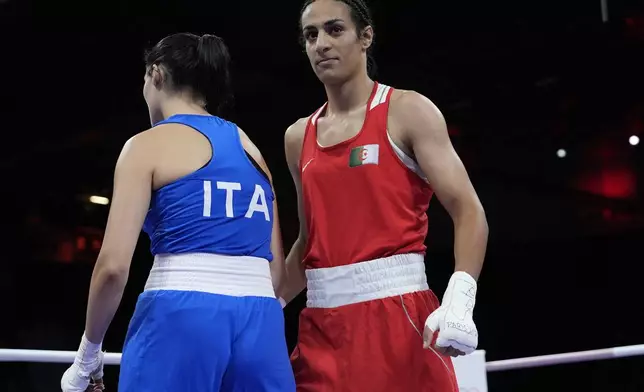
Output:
top-left (60, 334), bottom-right (104, 392)
top-left (424, 271), bottom-right (479, 354)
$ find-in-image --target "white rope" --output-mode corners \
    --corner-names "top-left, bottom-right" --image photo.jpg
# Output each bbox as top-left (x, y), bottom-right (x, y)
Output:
top-left (0, 344), bottom-right (643, 371)
top-left (486, 344), bottom-right (644, 372)
top-left (0, 349), bottom-right (122, 365)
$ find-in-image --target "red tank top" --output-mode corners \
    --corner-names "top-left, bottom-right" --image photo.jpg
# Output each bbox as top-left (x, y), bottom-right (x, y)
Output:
top-left (300, 82), bottom-right (434, 269)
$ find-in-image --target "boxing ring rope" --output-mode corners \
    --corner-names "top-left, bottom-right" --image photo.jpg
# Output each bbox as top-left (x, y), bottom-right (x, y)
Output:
top-left (1, 344), bottom-right (643, 371)
top-left (0, 350), bottom-right (122, 365)
top-left (485, 344), bottom-right (644, 372)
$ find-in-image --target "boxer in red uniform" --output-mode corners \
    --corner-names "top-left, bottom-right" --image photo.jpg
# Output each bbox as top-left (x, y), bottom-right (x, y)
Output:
top-left (277, 0), bottom-right (489, 391)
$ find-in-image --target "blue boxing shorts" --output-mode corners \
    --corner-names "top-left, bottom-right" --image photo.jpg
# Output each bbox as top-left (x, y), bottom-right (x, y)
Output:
top-left (118, 254), bottom-right (295, 392)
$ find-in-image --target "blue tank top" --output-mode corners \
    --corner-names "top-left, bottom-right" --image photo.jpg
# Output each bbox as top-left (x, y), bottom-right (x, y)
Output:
top-left (142, 114), bottom-right (274, 261)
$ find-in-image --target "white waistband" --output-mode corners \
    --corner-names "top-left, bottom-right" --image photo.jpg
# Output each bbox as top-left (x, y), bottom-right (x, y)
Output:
top-left (144, 253), bottom-right (275, 298)
top-left (305, 253), bottom-right (429, 308)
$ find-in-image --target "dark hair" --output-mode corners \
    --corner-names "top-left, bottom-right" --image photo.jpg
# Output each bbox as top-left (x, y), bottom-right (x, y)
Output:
top-left (299, 0), bottom-right (377, 78)
top-left (144, 33), bottom-right (233, 115)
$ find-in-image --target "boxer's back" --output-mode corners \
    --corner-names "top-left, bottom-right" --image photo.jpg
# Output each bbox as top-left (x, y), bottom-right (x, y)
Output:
top-left (143, 114), bottom-right (274, 261)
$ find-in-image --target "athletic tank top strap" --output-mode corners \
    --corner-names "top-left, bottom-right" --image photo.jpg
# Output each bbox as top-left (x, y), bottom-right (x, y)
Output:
top-left (300, 82), bottom-right (385, 169)
top-left (364, 83), bottom-right (394, 140)
top-left (155, 114), bottom-right (269, 187)
top-left (363, 84), bottom-right (428, 182)
top-left (300, 105), bottom-right (323, 170)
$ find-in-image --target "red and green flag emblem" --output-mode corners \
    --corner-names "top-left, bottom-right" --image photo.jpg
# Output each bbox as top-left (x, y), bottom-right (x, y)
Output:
top-left (349, 144), bottom-right (379, 167)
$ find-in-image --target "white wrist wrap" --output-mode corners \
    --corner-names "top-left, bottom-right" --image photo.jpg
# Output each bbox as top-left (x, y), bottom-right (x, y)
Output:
top-left (442, 271), bottom-right (477, 311)
top-left (423, 271), bottom-right (479, 354)
top-left (76, 334), bottom-right (102, 365)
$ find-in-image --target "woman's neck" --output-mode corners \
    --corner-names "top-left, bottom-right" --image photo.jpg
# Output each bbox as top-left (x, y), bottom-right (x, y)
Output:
top-left (324, 73), bottom-right (374, 114)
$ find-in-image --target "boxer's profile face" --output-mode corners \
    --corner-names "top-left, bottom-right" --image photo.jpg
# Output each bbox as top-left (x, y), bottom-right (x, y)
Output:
top-left (301, 0), bottom-right (373, 84)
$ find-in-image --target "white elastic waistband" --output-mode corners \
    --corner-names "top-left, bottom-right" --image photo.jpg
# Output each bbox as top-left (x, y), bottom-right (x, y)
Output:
top-left (305, 253), bottom-right (429, 308)
top-left (144, 253), bottom-right (275, 298)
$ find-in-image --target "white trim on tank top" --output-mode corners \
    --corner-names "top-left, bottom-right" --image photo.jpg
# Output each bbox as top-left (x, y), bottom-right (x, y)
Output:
top-left (386, 132), bottom-right (428, 183)
top-left (310, 83), bottom-right (428, 183)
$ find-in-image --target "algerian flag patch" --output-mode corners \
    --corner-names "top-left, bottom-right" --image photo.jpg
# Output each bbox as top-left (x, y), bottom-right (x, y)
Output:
top-left (349, 144), bottom-right (379, 167)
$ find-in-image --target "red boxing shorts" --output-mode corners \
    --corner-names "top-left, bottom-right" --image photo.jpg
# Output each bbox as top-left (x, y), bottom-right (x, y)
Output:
top-left (291, 254), bottom-right (458, 392)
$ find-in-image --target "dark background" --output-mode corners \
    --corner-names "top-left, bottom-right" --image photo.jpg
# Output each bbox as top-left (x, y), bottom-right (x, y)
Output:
top-left (1, 0), bottom-right (644, 390)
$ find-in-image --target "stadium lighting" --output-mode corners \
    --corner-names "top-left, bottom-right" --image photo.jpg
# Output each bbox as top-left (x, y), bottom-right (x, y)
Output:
top-left (556, 149), bottom-right (567, 158)
top-left (89, 196), bottom-right (110, 205)
top-left (629, 135), bottom-right (639, 146)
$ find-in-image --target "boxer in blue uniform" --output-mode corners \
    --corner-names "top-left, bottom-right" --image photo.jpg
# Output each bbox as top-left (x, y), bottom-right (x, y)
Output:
top-left (61, 33), bottom-right (295, 392)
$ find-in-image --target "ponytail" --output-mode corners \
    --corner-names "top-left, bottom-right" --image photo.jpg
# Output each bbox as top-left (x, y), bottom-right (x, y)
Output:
top-left (144, 32), bottom-right (234, 116)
